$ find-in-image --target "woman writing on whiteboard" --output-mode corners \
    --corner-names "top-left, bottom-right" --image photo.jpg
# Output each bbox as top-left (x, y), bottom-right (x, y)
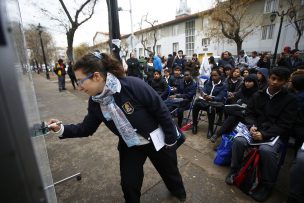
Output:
top-left (47, 52), bottom-right (186, 203)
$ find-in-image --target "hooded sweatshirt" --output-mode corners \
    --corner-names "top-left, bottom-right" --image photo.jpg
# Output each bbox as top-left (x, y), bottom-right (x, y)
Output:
top-left (257, 68), bottom-right (269, 90)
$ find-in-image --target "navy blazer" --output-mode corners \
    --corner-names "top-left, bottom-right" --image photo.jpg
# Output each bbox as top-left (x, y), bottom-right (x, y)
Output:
top-left (62, 77), bottom-right (178, 145)
top-left (202, 80), bottom-right (227, 102)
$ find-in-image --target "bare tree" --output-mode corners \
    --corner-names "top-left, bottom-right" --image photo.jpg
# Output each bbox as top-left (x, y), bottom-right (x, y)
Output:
top-left (40, 0), bottom-right (98, 61)
top-left (138, 14), bottom-right (159, 56)
top-left (207, 0), bottom-right (260, 54)
top-left (24, 24), bottom-right (56, 71)
top-left (287, 0), bottom-right (303, 49)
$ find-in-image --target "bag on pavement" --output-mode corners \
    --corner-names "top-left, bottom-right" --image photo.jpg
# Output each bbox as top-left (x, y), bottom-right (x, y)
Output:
top-left (214, 131), bottom-right (236, 166)
top-left (234, 148), bottom-right (261, 194)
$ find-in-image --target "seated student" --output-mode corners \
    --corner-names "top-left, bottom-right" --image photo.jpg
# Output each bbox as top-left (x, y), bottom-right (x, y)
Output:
top-left (223, 64), bottom-right (232, 81)
top-left (192, 68), bottom-right (227, 138)
top-left (210, 74), bottom-right (259, 143)
top-left (224, 67), bottom-right (243, 104)
top-left (241, 68), bottom-right (250, 79)
top-left (170, 66), bottom-right (184, 91)
top-left (163, 68), bottom-right (174, 86)
top-left (151, 70), bottom-right (169, 100)
top-left (286, 73), bottom-right (304, 203)
top-left (165, 70), bottom-right (196, 127)
top-left (225, 67), bottom-right (297, 202)
top-left (256, 68), bottom-right (269, 90)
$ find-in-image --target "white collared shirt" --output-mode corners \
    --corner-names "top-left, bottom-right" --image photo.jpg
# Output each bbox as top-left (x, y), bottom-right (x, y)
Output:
top-left (266, 87), bottom-right (281, 99)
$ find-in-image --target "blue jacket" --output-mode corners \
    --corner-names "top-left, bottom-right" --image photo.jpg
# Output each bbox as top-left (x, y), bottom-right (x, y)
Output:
top-left (62, 77), bottom-right (178, 145)
top-left (175, 79), bottom-right (197, 101)
top-left (153, 55), bottom-right (163, 72)
top-left (202, 80), bottom-right (227, 102)
top-left (174, 57), bottom-right (186, 72)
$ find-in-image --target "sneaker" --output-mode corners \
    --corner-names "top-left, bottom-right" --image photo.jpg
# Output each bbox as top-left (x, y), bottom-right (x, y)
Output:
top-left (225, 170), bottom-right (237, 185)
top-left (250, 183), bottom-right (273, 202)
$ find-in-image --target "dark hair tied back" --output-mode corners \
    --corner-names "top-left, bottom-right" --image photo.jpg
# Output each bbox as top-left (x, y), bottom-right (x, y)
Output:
top-left (74, 52), bottom-right (125, 78)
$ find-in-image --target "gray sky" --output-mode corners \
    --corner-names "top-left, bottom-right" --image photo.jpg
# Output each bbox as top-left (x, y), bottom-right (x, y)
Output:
top-left (18, 0), bottom-right (214, 47)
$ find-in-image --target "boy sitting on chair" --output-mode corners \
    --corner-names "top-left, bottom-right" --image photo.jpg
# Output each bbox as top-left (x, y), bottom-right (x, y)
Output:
top-left (225, 67), bottom-right (297, 202)
top-left (165, 70), bottom-right (196, 127)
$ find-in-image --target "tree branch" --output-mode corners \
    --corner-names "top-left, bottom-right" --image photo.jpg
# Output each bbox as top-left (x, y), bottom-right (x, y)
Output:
top-left (58, 0), bottom-right (73, 23)
top-left (78, 0), bottom-right (97, 26)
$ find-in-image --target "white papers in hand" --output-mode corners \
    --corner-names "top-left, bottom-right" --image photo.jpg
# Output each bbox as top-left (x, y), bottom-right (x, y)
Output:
top-left (150, 127), bottom-right (165, 151)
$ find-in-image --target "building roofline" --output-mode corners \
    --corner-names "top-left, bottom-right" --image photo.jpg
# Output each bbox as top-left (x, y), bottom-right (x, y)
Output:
top-left (134, 8), bottom-right (213, 35)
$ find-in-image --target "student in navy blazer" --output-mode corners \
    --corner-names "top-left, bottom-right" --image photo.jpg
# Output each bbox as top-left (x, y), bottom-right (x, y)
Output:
top-left (48, 52), bottom-right (186, 203)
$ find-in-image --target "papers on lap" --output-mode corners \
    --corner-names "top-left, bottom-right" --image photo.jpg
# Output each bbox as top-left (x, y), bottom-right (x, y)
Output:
top-left (234, 122), bottom-right (279, 146)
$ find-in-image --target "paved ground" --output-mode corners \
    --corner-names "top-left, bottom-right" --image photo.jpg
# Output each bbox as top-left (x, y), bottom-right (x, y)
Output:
top-left (34, 73), bottom-right (291, 203)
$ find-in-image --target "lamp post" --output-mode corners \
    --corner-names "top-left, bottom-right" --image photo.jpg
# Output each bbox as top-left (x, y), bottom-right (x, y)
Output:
top-left (106, 0), bottom-right (121, 61)
top-left (37, 23), bottom-right (50, 79)
top-left (118, 0), bottom-right (134, 52)
top-left (270, 8), bottom-right (295, 68)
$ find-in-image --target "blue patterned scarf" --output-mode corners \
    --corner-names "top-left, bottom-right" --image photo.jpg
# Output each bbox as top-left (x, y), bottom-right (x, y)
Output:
top-left (92, 73), bottom-right (140, 147)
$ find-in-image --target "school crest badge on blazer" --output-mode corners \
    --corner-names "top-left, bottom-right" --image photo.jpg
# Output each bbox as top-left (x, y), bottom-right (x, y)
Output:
top-left (122, 102), bottom-right (134, 114)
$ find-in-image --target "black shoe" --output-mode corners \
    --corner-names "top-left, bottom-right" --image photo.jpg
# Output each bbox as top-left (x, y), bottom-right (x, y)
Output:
top-left (173, 193), bottom-right (186, 202)
top-left (250, 183), bottom-right (273, 202)
top-left (225, 170), bottom-right (237, 185)
top-left (207, 130), bottom-right (213, 139)
top-left (215, 120), bottom-right (223, 126)
top-left (192, 125), bottom-right (197, 134)
top-left (210, 134), bottom-right (218, 143)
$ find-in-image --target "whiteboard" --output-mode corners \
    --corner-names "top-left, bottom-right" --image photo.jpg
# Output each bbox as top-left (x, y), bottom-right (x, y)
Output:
top-left (1, 0), bottom-right (57, 202)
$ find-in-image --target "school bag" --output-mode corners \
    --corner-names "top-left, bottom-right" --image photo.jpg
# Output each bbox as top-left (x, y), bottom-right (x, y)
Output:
top-left (234, 148), bottom-right (261, 194)
top-left (214, 131), bottom-right (236, 166)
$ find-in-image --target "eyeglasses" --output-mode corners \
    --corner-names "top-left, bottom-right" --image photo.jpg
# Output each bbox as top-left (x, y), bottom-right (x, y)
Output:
top-left (77, 73), bottom-right (94, 86)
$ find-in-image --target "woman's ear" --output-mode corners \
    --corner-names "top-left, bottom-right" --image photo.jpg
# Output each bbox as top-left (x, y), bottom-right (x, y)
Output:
top-left (95, 72), bottom-right (106, 82)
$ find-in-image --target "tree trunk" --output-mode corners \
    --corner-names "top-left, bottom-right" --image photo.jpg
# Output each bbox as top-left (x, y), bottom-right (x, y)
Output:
top-left (66, 28), bottom-right (76, 62)
top-left (236, 40), bottom-right (243, 55)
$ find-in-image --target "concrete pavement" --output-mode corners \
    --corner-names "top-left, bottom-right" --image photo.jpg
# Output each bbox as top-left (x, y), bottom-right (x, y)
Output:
top-left (33, 73), bottom-right (289, 203)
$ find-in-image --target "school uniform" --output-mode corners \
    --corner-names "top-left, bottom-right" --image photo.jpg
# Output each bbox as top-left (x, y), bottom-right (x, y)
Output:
top-left (61, 76), bottom-right (186, 203)
top-left (231, 88), bottom-right (297, 184)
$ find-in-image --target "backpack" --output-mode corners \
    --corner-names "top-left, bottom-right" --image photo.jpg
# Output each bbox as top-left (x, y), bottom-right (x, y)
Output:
top-left (234, 148), bottom-right (261, 194)
top-left (237, 56), bottom-right (248, 64)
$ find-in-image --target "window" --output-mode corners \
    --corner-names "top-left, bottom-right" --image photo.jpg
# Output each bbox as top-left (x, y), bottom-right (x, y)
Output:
top-left (157, 30), bottom-right (161, 39)
top-left (264, 0), bottom-right (278, 13)
top-left (301, 0), bottom-right (304, 5)
top-left (139, 48), bottom-right (143, 57)
top-left (261, 24), bottom-right (275, 40)
top-left (185, 20), bottom-right (195, 56)
top-left (156, 45), bottom-right (161, 55)
top-left (172, 25), bottom-right (178, 36)
top-left (173, 42), bottom-right (179, 52)
top-left (202, 38), bottom-right (210, 46)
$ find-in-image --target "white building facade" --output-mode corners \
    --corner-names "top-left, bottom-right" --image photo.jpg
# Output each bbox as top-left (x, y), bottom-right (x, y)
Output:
top-left (130, 0), bottom-right (304, 60)
top-left (94, 0), bottom-right (304, 61)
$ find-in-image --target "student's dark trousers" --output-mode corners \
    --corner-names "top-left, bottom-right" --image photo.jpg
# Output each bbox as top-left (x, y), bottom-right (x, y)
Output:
top-left (231, 136), bottom-right (284, 184)
top-left (118, 141), bottom-right (186, 203)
